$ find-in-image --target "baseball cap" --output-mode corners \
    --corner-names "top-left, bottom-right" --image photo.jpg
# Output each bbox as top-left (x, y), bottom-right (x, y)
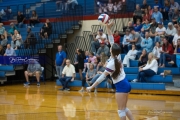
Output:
top-left (99, 29), bottom-right (103, 32)
top-left (158, 22), bottom-right (163, 25)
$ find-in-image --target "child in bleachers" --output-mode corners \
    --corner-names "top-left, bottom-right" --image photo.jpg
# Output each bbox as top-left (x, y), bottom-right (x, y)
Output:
top-left (134, 19), bottom-right (143, 33)
top-left (141, 19), bottom-right (150, 37)
top-left (122, 29), bottom-right (132, 53)
top-left (138, 49), bottom-right (148, 67)
top-left (152, 42), bottom-right (162, 61)
top-left (11, 30), bottom-right (22, 50)
top-left (165, 22), bottom-right (176, 44)
top-left (107, 0), bottom-right (113, 14)
top-left (169, 39), bottom-right (180, 65)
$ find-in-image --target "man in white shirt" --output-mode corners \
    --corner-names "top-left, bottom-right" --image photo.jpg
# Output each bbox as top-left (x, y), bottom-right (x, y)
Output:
top-left (154, 22), bottom-right (166, 45)
top-left (169, 0), bottom-right (180, 21)
top-left (91, 29), bottom-right (107, 54)
top-left (59, 59), bottom-right (75, 91)
top-left (173, 25), bottom-right (180, 47)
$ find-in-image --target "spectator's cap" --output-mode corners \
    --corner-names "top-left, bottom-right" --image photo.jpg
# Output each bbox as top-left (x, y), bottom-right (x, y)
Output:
top-left (99, 29), bottom-right (103, 32)
top-left (10, 22), bottom-right (14, 25)
top-left (158, 22), bottom-right (163, 25)
top-left (168, 22), bottom-right (173, 26)
top-left (126, 29), bottom-right (130, 32)
top-left (0, 23), bottom-right (3, 26)
top-left (100, 41), bottom-right (105, 44)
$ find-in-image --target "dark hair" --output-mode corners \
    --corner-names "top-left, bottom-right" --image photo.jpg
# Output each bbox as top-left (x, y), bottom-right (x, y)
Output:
top-left (162, 38), bottom-right (169, 51)
top-left (177, 39), bottom-right (180, 48)
top-left (32, 10), bottom-right (37, 16)
top-left (89, 52), bottom-right (94, 56)
top-left (78, 49), bottom-right (86, 59)
top-left (111, 43), bottom-right (121, 79)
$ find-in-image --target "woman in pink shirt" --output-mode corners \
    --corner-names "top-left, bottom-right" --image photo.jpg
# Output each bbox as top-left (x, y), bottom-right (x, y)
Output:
top-left (85, 52), bottom-right (97, 70)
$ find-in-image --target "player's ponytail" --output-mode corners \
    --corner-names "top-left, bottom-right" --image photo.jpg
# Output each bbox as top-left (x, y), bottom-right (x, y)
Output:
top-left (111, 43), bottom-right (121, 79)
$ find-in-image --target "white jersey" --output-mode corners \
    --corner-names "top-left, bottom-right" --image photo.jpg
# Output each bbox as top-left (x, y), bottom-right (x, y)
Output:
top-left (105, 57), bottom-right (126, 84)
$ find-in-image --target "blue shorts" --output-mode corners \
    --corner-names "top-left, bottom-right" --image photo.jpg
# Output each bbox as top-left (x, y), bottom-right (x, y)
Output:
top-left (115, 78), bottom-right (131, 93)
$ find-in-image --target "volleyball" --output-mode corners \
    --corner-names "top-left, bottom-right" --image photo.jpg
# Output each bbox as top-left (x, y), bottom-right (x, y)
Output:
top-left (98, 14), bottom-right (110, 25)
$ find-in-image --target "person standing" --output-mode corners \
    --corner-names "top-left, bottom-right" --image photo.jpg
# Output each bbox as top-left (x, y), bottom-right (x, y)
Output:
top-left (55, 45), bottom-right (66, 79)
top-left (77, 49), bottom-right (86, 82)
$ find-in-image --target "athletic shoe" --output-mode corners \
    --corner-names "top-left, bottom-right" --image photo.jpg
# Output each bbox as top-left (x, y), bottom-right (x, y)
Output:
top-left (64, 88), bottom-right (70, 91)
top-left (24, 82), bottom-right (30, 86)
top-left (132, 79), bottom-right (138, 82)
top-left (37, 82), bottom-right (40, 86)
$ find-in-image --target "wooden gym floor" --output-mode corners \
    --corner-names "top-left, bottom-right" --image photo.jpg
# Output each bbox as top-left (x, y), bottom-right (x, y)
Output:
top-left (0, 82), bottom-right (180, 120)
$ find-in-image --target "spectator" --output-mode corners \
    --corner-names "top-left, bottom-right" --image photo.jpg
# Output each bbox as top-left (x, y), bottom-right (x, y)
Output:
top-left (138, 49), bottom-right (148, 67)
top-left (17, 11), bottom-right (25, 28)
top-left (154, 22), bottom-right (166, 44)
top-left (4, 44), bottom-right (16, 56)
top-left (113, 30), bottom-right (120, 45)
top-left (0, 23), bottom-right (7, 39)
top-left (172, 25), bottom-right (180, 47)
top-left (73, 48), bottom-right (79, 72)
top-left (149, 18), bottom-right (158, 37)
top-left (168, 0), bottom-right (180, 21)
top-left (0, 45), bottom-right (5, 56)
top-left (134, 19), bottom-right (143, 32)
top-left (56, 0), bottom-right (62, 11)
top-left (24, 60), bottom-right (42, 86)
top-left (24, 27), bottom-right (36, 49)
top-left (0, 35), bottom-right (7, 47)
top-left (113, 2), bottom-right (118, 13)
top-left (55, 45), bottom-right (66, 79)
top-left (107, 0), bottom-right (113, 14)
top-left (77, 49), bottom-right (86, 81)
top-left (40, 19), bottom-right (52, 39)
top-left (4, 6), bottom-right (12, 20)
top-left (100, 52), bottom-right (108, 65)
top-left (166, 22), bottom-right (176, 44)
top-left (117, 1), bottom-right (122, 12)
top-left (29, 10), bottom-right (39, 27)
top-left (59, 59), bottom-right (75, 91)
top-left (169, 39), bottom-right (180, 65)
top-left (151, 7), bottom-right (163, 23)
top-left (67, 0), bottom-right (78, 10)
top-left (132, 52), bottom-right (158, 82)
top-left (162, 0), bottom-right (170, 21)
top-left (79, 63), bottom-right (96, 92)
top-left (122, 29), bottom-right (132, 53)
top-left (11, 30), bottom-right (22, 50)
top-left (142, 8), bottom-right (151, 23)
top-left (87, 52), bottom-right (97, 68)
top-left (141, 0), bottom-right (149, 14)
top-left (91, 29), bottom-right (107, 54)
top-left (159, 37), bottom-right (174, 67)
top-left (123, 44), bottom-right (138, 67)
top-left (96, 41), bottom-right (110, 58)
top-left (123, 21), bottom-right (134, 32)
top-left (153, 0), bottom-right (163, 10)
top-left (141, 19), bottom-right (150, 37)
top-left (141, 32), bottom-right (153, 53)
top-left (128, 29), bottom-right (142, 50)
top-left (148, 5), bottom-right (153, 16)
top-left (172, 8), bottom-right (180, 24)
top-left (83, 51), bottom-right (89, 72)
top-left (152, 42), bottom-right (162, 60)
top-left (8, 23), bottom-right (17, 35)
top-left (133, 4), bottom-right (143, 23)
top-left (102, 4), bottom-right (108, 13)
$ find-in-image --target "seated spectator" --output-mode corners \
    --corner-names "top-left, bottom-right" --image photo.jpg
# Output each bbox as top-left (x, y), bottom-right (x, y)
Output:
top-left (117, 1), bottom-right (122, 12)
top-left (0, 23), bottom-right (7, 39)
top-left (122, 29), bottom-right (132, 53)
top-left (93, 57), bottom-right (98, 69)
top-left (113, 2), bottom-right (118, 13)
top-left (56, 0), bottom-right (62, 11)
top-left (91, 29), bottom-right (107, 54)
top-left (77, 49), bottom-right (86, 81)
top-left (142, 8), bottom-right (151, 23)
top-left (141, 19), bottom-right (150, 37)
top-left (107, 0), bottom-right (113, 14)
top-left (4, 44), bottom-right (16, 56)
top-left (11, 30), bottom-right (22, 50)
top-left (3, 6), bottom-right (12, 20)
top-left (149, 18), bottom-right (158, 37)
top-left (169, 39), bottom-right (180, 65)
top-left (67, 0), bottom-right (78, 10)
top-left (113, 30), bottom-right (120, 45)
top-left (29, 10), bottom-right (39, 27)
top-left (172, 8), bottom-right (180, 24)
top-left (134, 19), bottom-right (143, 32)
top-left (159, 37), bottom-right (174, 67)
top-left (151, 7), bottom-right (163, 23)
top-left (172, 25), bottom-right (180, 47)
top-left (102, 4), bottom-right (108, 13)
top-left (40, 19), bottom-right (52, 39)
top-left (8, 23), bottom-right (17, 35)
top-left (154, 22), bottom-right (166, 44)
top-left (79, 63), bottom-right (96, 92)
top-left (153, 0), bottom-right (163, 10)
top-left (132, 52), bottom-right (158, 82)
top-left (162, 0), bottom-right (170, 20)
top-left (123, 44), bottom-right (138, 67)
top-left (17, 11), bottom-right (25, 28)
top-left (96, 41), bottom-right (110, 58)
top-left (59, 59), bottom-right (75, 91)
top-left (152, 42), bottom-right (162, 60)
top-left (24, 27), bottom-right (36, 49)
top-left (165, 22), bottom-right (176, 44)
top-left (0, 35), bottom-right (7, 47)
top-left (148, 5), bottom-right (153, 16)
top-left (141, 0), bottom-right (148, 14)
top-left (85, 52), bottom-right (96, 70)
top-left (138, 49), bottom-right (148, 67)
top-left (100, 52), bottom-right (108, 64)
top-left (168, 0), bottom-right (180, 21)
top-left (141, 32), bottom-right (153, 53)
top-left (133, 4), bottom-right (143, 23)
top-left (128, 29), bottom-right (142, 50)
top-left (24, 60), bottom-right (42, 86)
top-left (123, 21), bottom-right (134, 32)
top-left (0, 45), bottom-right (5, 56)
